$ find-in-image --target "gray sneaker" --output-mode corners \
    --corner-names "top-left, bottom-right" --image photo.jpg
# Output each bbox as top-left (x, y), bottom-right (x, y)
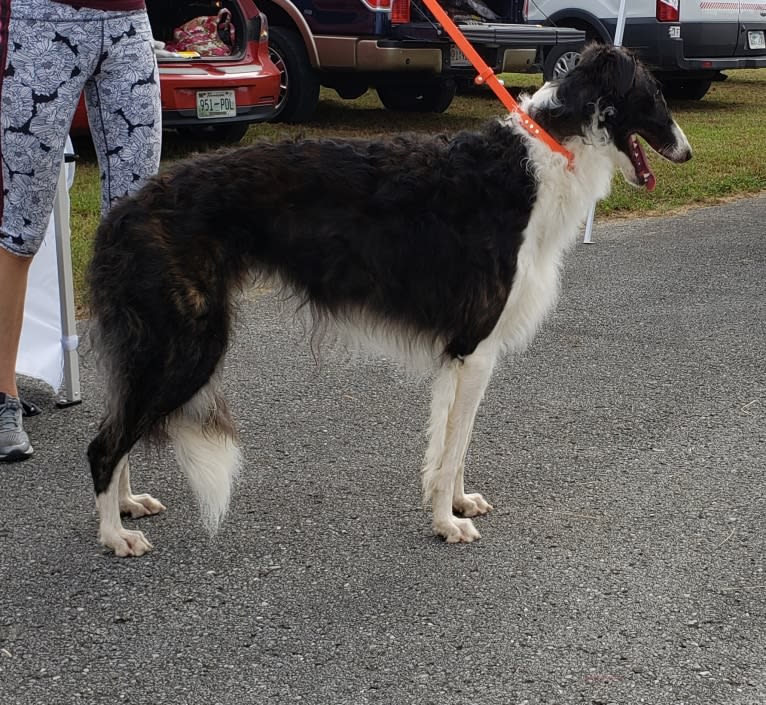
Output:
top-left (0, 393), bottom-right (33, 462)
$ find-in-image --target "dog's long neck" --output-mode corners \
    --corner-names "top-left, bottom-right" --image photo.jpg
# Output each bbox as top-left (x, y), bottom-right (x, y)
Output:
top-left (501, 87), bottom-right (618, 245)
top-left (517, 84), bottom-right (619, 208)
top-left (486, 91), bottom-right (620, 355)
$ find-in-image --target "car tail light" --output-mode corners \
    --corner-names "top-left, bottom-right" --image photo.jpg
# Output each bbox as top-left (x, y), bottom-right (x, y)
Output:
top-left (391, 0), bottom-right (410, 23)
top-left (657, 0), bottom-right (680, 22)
top-left (522, 0), bottom-right (529, 21)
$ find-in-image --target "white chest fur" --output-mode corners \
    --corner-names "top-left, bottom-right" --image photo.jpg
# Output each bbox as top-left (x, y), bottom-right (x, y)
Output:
top-left (490, 121), bottom-right (618, 355)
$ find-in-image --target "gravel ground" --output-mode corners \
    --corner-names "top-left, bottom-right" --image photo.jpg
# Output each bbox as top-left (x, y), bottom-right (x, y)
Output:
top-left (1, 196), bottom-right (764, 705)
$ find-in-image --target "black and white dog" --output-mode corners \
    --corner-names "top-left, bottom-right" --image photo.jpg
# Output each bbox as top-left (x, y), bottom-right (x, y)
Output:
top-left (87, 44), bottom-right (691, 556)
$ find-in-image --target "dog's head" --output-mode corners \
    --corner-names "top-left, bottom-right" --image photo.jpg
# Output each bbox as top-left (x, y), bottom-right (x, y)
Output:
top-left (527, 43), bottom-right (692, 190)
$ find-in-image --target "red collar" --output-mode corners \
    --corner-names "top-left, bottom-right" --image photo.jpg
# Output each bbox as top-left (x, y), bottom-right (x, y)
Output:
top-left (475, 68), bottom-right (575, 169)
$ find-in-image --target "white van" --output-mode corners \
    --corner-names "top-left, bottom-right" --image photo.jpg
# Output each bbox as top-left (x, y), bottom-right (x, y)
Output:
top-left (528, 0), bottom-right (766, 99)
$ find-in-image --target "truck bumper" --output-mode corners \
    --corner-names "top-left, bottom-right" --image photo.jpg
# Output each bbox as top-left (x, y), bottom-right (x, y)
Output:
top-left (501, 48), bottom-right (537, 72)
top-left (314, 24), bottom-right (584, 75)
top-left (314, 36), bottom-right (444, 72)
top-left (315, 39), bottom-right (537, 74)
top-left (357, 40), bottom-right (443, 71)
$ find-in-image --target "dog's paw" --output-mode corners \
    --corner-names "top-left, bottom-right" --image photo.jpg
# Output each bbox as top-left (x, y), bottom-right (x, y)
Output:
top-left (100, 528), bottom-right (153, 557)
top-left (453, 492), bottom-right (493, 518)
top-left (433, 516), bottom-right (481, 544)
top-left (120, 492), bottom-right (166, 519)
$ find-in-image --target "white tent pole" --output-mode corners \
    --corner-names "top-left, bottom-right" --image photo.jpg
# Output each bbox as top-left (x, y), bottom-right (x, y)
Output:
top-left (53, 152), bottom-right (82, 407)
top-left (583, 0), bottom-right (628, 244)
top-left (613, 0), bottom-right (628, 46)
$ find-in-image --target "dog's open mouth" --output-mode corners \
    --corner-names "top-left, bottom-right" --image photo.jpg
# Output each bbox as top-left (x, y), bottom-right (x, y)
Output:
top-left (628, 135), bottom-right (656, 192)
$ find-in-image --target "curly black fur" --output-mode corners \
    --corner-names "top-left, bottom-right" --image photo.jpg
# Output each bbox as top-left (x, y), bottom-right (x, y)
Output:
top-left (86, 120), bottom-right (537, 492)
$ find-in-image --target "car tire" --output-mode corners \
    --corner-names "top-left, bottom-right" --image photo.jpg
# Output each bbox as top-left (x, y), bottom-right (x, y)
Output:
top-left (269, 26), bottom-right (320, 123)
top-left (376, 78), bottom-right (456, 113)
top-left (543, 43), bottom-right (584, 81)
top-left (176, 122), bottom-right (250, 143)
top-left (660, 78), bottom-right (712, 101)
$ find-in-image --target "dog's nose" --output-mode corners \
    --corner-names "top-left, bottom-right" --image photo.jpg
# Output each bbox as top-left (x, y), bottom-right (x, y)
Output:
top-left (661, 143), bottom-right (692, 163)
top-left (671, 122), bottom-right (692, 163)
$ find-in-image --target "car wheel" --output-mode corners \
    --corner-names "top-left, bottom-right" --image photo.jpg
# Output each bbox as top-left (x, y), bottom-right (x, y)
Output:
top-left (176, 122), bottom-right (250, 143)
top-left (268, 26), bottom-right (320, 123)
top-left (659, 78), bottom-right (712, 101)
top-left (376, 78), bottom-right (456, 113)
top-left (543, 44), bottom-right (583, 81)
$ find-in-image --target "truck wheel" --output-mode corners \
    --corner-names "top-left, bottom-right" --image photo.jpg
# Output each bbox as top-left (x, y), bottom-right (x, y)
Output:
top-left (659, 78), bottom-right (712, 101)
top-left (543, 44), bottom-right (583, 81)
top-left (376, 78), bottom-right (456, 113)
top-left (269, 26), bottom-right (320, 123)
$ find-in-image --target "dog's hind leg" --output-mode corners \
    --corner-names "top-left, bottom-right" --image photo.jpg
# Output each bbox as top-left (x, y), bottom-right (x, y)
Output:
top-left (89, 439), bottom-right (155, 557)
top-left (89, 370), bottom-right (183, 556)
top-left (90, 376), bottom-right (237, 555)
top-left (422, 348), bottom-right (496, 543)
top-left (118, 458), bottom-right (167, 519)
top-left (166, 378), bottom-right (241, 534)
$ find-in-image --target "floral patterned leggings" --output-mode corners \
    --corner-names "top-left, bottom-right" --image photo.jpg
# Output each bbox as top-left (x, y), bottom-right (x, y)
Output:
top-left (0, 0), bottom-right (162, 257)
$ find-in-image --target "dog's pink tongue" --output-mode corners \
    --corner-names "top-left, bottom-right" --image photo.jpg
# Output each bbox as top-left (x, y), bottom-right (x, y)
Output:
top-left (630, 135), bottom-right (656, 192)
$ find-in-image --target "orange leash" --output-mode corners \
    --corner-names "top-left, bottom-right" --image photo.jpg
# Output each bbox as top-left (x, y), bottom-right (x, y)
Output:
top-left (420, 0), bottom-right (575, 168)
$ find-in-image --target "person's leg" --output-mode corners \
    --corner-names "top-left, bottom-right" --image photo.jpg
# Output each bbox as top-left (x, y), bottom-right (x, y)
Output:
top-left (0, 250), bottom-right (32, 398)
top-left (84, 9), bottom-right (162, 212)
top-left (0, 249), bottom-right (34, 461)
top-left (0, 0), bottom-right (93, 460)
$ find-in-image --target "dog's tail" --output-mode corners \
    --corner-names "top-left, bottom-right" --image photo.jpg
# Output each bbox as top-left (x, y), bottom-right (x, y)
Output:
top-left (167, 383), bottom-right (242, 533)
top-left (90, 345), bottom-right (242, 535)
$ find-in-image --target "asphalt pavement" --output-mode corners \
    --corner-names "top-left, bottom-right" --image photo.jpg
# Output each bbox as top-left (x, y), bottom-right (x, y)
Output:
top-left (1, 195), bottom-right (764, 705)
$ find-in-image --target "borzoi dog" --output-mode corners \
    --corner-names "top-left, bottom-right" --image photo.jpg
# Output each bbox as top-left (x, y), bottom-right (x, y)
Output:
top-left (87, 44), bottom-right (691, 556)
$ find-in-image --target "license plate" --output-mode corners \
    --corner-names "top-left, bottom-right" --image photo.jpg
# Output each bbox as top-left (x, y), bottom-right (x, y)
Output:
top-left (450, 45), bottom-right (470, 67)
top-left (748, 31), bottom-right (765, 50)
top-left (196, 90), bottom-right (236, 119)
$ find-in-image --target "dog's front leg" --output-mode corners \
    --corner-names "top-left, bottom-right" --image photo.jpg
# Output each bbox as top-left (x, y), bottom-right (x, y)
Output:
top-left (422, 351), bottom-right (495, 542)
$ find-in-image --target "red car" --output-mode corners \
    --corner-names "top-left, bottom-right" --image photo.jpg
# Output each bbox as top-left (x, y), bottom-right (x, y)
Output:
top-left (71, 0), bottom-right (280, 143)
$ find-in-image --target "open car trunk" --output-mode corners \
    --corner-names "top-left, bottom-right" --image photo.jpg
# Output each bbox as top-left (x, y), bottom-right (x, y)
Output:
top-left (145, 0), bottom-right (249, 59)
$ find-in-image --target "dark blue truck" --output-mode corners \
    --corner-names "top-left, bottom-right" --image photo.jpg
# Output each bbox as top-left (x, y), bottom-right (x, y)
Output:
top-left (255, 0), bottom-right (585, 121)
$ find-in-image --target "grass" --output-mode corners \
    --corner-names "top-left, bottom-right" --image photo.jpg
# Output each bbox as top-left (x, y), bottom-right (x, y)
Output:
top-left (68, 69), bottom-right (766, 310)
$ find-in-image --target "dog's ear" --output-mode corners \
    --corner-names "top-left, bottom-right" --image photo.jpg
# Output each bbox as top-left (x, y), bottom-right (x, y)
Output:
top-left (578, 43), bottom-right (637, 98)
top-left (606, 46), bottom-right (638, 97)
top-left (529, 43), bottom-right (638, 141)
